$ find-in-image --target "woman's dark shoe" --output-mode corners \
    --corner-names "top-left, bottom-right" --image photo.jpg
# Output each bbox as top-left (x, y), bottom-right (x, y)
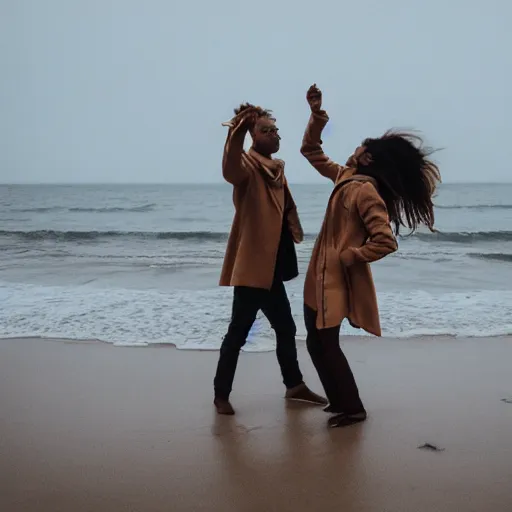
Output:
top-left (323, 403), bottom-right (344, 414)
top-left (214, 397), bottom-right (235, 415)
top-left (327, 411), bottom-right (367, 428)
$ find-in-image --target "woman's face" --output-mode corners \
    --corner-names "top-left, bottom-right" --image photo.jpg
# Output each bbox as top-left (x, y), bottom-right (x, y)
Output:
top-left (346, 145), bottom-right (370, 167)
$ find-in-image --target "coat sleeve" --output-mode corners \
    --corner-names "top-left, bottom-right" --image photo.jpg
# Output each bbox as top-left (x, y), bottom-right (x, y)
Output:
top-left (340, 182), bottom-right (398, 265)
top-left (300, 111), bottom-right (350, 183)
top-left (222, 122), bottom-right (250, 186)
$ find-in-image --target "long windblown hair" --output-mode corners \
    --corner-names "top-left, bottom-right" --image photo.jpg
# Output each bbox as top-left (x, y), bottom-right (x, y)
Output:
top-left (358, 131), bottom-right (441, 235)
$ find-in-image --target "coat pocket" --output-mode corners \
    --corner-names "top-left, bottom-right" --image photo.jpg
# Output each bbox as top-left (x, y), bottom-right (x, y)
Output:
top-left (335, 246), bottom-right (353, 316)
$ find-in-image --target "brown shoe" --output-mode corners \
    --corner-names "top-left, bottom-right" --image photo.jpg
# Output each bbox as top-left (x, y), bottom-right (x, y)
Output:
top-left (285, 383), bottom-right (328, 405)
top-left (214, 397), bottom-right (235, 415)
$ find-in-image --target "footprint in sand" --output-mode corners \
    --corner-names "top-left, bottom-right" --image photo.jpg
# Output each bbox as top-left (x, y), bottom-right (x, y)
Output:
top-left (235, 424), bottom-right (263, 434)
top-left (211, 423), bottom-right (263, 437)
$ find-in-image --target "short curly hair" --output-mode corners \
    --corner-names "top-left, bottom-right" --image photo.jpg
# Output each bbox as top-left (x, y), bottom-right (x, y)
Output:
top-left (233, 102), bottom-right (275, 121)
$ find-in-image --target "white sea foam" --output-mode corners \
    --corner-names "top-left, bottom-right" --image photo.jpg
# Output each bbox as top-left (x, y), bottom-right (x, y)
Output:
top-left (1, 281), bottom-right (511, 350)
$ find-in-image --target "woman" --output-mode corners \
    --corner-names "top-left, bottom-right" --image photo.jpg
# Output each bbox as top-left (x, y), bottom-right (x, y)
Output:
top-left (300, 84), bottom-right (441, 428)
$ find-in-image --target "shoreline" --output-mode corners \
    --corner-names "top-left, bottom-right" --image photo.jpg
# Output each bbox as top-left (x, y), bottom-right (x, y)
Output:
top-left (1, 336), bottom-right (512, 511)
top-left (1, 330), bottom-right (511, 350)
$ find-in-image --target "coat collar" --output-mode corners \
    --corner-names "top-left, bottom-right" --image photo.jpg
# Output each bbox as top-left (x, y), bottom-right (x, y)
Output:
top-left (247, 148), bottom-right (285, 187)
top-left (334, 166), bottom-right (378, 192)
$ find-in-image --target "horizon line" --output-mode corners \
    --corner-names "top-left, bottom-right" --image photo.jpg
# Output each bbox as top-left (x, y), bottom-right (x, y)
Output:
top-left (1, 181), bottom-right (511, 186)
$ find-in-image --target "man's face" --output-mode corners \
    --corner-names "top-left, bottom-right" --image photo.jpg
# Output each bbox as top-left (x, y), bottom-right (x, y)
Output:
top-left (251, 117), bottom-right (280, 155)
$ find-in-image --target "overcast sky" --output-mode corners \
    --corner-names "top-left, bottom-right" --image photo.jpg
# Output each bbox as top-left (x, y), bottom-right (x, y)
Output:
top-left (0, 0), bottom-right (510, 184)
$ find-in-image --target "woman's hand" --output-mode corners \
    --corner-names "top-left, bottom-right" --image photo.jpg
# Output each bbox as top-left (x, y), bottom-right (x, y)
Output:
top-left (306, 84), bottom-right (322, 113)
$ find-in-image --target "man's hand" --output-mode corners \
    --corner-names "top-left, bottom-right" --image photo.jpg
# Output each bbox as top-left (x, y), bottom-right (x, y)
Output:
top-left (237, 106), bottom-right (262, 130)
top-left (222, 104), bottom-right (264, 130)
top-left (306, 84), bottom-right (322, 113)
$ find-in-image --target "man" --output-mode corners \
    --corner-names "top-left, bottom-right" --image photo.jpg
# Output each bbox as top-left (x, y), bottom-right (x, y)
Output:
top-left (213, 103), bottom-right (327, 415)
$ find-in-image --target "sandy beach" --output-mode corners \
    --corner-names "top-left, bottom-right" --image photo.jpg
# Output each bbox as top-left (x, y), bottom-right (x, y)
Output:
top-left (1, 336), bottom-right (511, 512)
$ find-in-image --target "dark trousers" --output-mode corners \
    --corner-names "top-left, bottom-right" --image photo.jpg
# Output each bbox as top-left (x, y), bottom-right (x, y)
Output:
top-left (304, 305), bottom-right (365, 414)
top-left (214, 280), bottom-right (303, 399)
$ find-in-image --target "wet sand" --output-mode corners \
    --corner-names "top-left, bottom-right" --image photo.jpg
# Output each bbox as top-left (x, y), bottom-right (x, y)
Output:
top-left (1, 336), bottom-right (511, 512)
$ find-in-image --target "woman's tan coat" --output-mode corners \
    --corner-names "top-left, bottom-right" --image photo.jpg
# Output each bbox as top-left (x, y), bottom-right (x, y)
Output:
top-left (301, 111), bottom-right (398, 335)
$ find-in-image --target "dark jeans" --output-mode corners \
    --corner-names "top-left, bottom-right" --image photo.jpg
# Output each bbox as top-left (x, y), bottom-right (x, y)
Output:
top-left (304, 305), bottom-right (365, 414)
top-left (214, 280), bottom-right (303, 399)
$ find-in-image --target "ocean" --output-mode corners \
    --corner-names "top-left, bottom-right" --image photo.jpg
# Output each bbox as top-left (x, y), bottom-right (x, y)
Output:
top-left (1, 183), bottom-right (511, 350)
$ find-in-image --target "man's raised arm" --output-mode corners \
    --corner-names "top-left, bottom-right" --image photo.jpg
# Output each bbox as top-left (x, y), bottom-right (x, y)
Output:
top-left (222, 105), bottom-right (261, 186)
